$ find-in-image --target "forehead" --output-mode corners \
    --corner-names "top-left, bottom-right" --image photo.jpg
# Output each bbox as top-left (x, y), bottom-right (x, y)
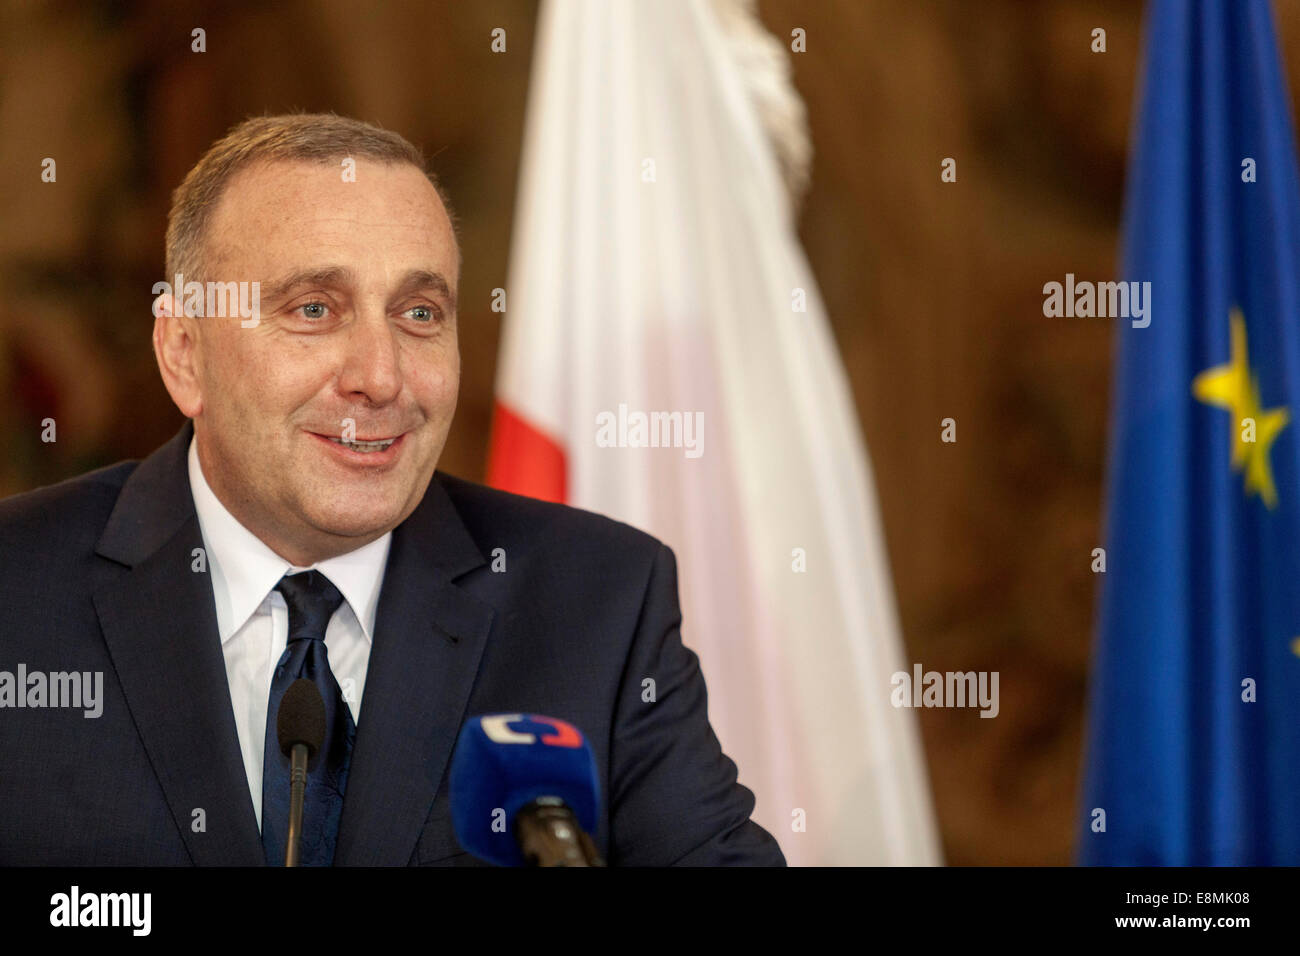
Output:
top-left (206, 158), bottom-right (457, 278)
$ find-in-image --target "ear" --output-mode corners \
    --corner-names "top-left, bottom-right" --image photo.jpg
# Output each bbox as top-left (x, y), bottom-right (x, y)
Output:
top-left (153, 292), bottom-right (203, 418)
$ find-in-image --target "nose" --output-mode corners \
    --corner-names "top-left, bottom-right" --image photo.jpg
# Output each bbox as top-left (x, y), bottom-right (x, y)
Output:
top-left (336, 305), bottom-right (402, 407)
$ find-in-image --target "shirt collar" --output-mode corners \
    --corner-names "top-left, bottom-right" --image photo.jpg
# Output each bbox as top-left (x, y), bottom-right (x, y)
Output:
top-left (187, 433), bottom-right (392, 645)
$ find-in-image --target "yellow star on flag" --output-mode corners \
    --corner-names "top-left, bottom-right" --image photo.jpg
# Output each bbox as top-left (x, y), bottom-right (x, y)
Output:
top-left (1192, 307), bottom-right (1289, 509)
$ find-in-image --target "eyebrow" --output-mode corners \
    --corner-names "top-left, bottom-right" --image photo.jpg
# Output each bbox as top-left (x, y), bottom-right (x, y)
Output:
top-left (396, 269), bottom-right (457, 312)
top-left (262, 266), bottom-right (457, 311)
top-left (262, 266), bottom-right (353, 302)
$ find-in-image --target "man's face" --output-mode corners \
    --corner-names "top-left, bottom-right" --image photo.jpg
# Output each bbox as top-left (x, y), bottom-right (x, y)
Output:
top-left (169, 158), bottom-right (460, 565)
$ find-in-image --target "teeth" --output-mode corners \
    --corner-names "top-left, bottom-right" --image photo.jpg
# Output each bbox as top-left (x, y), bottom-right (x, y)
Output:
top-left (327, 436), bottom-right (395, 452)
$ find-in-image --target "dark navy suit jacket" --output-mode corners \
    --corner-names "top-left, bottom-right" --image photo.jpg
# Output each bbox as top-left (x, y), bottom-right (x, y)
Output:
top-left (0, 420), bottom-right (785, 866)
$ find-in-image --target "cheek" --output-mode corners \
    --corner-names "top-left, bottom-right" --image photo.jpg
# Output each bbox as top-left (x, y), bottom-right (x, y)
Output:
top-left (409, 343), bottom-right (460, 410)
top-left (441, 336), bottom-right (462, 394)
top-left (197, 336), bottom-right (255, 418)
top-left (221, 338), bottom-right (329, 415)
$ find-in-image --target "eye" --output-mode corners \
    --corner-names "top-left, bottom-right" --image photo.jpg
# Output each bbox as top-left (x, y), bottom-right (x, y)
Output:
top-left (297, 301), bottom-right (330, 320)
top-left (405, 304), bottom-right (441, 323)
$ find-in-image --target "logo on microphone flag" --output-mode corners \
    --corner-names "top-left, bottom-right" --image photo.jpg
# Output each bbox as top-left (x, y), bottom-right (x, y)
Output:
top-left (487, 0), bottom-right (940, 865)
top-left (481, 713), bottom-right (584, 748)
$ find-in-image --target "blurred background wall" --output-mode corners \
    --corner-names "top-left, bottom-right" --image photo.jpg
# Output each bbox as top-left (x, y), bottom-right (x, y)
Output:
top-left (7, 0), bottom-right (1300, 864)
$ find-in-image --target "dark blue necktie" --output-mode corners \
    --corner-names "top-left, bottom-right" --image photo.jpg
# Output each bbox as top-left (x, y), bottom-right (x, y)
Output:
top-left (261, 570), bottom-right (355, 866)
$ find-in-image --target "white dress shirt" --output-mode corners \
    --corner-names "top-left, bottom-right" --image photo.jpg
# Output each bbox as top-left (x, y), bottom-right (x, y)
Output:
top-left (186, 436), bottom-right (392, 830)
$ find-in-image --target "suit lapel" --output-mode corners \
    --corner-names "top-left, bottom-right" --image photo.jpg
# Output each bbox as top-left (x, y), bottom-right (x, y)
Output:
top-left (91, 420), bottom-right (494, 866)
top-left (334, 475), bottom-right (495, 865)
top-left (93, 420), bottom-right (265, 865)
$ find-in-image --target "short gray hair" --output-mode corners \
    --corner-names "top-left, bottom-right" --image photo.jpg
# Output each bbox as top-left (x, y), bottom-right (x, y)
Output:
top-left (165, 112), bottom-right (457, 282)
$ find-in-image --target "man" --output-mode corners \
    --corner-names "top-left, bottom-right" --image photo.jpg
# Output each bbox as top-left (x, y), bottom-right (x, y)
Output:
top-left (0, 113), bottom-right (785, 866)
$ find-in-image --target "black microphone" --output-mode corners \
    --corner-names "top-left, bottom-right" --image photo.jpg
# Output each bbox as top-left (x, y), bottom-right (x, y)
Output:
top-left (276, 678), bottom-right (326, 867)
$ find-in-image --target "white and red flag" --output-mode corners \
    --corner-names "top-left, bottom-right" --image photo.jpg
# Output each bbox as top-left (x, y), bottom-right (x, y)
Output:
top-left (488, 0), bottom-right (940, 865)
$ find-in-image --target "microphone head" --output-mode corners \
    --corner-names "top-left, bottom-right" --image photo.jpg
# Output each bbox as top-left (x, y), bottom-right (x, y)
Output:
top-left (450, 714), bottom-right (601, 866)
top-left (277, 678), bottom-right (326, 762)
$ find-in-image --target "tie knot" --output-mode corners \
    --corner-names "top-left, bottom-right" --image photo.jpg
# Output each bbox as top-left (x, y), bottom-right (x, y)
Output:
top-left (275, 570), bottom-right (345, 643)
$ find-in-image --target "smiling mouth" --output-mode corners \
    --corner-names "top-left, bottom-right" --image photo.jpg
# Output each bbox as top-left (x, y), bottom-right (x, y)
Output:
top-left (313, 432), bottom-right (401, 453)
top-left (328, 436), bottom-right (395, 452)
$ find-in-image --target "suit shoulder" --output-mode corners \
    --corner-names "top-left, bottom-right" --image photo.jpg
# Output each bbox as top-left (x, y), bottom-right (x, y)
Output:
top-left (433, 471), bottom-right (664, 562)
top-left (0, 459), bottom-right (137, 546)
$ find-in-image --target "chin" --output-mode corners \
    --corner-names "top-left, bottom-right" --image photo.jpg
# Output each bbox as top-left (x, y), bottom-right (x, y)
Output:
top-left (309, 497), bottom-right (409, 540)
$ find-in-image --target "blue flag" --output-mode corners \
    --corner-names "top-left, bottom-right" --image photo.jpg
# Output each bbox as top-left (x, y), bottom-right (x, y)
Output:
top-left (1080, 0), bottom-right (1300, 865)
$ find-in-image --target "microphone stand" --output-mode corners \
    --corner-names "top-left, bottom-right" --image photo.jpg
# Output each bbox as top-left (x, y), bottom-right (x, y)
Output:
top-left (284, 742), bottom-right (310, 867)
